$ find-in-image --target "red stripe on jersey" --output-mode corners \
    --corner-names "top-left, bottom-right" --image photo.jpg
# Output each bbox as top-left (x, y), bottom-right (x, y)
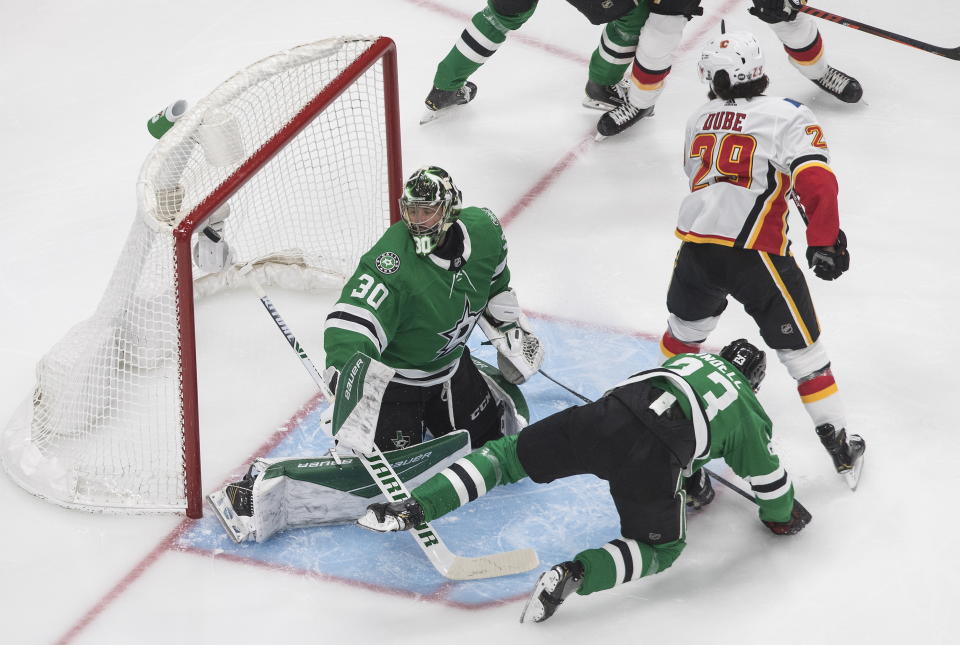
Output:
top-left (661, 331), bottom-right (700, 357)
top-left (784, 33), bottom-right (824, 64)
top-left (793, 164), bottom-right (840, 247)
top-left (750, 172), bottom-right (792, 254)
top-left (632, 60), bottom-right (671, 86)
top-left (797, 372), bottom-right (836, 397)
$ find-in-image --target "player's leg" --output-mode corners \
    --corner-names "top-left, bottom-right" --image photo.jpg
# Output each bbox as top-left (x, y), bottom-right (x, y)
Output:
top-left (731, 250), bottom-right (865, 484)
top-left (421, 349), bottom-right (508, 448)
top-left (521, 413), bottom-right (691, 623)
top-left (584, 4), bottom-right (650, 110)
top-left (661, 242), bottom-right (728, 360)
top-left (597, 1), bottom-right (702, 137)
top-left (424, 0), bottom-right (538, 119)
top-left (761, 11), bottom-right (863, 103)
top-left (372, 380), bottom-right (430, 451)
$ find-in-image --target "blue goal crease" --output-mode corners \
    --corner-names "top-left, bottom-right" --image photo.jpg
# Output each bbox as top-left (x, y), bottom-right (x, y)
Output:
top-left (177, 316), bottom-right (668, 606)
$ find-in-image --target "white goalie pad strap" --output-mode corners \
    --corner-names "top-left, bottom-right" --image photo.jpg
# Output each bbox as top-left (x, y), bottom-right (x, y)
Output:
top-left (331, 353), bottom-right (395, 455)
top-left (777, 340), bottom-right (831, 380)
top-left (485, 288), bottom-right (522, 324)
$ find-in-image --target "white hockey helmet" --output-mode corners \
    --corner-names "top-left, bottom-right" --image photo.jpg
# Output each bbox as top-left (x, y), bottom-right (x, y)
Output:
top-left (698, 31), bottom-right (765, 89)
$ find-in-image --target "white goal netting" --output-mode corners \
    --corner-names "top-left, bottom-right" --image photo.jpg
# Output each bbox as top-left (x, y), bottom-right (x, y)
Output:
top-left (1, 36), bottom-right (398, 514)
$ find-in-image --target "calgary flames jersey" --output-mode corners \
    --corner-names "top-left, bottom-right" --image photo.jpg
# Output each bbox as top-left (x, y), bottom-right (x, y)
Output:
top-left (676, 95), bottom-right (840, 255)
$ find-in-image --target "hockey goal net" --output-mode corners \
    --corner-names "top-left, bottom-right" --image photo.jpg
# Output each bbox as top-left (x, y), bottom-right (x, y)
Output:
top-left (0, 36), bottom-right (401, 517)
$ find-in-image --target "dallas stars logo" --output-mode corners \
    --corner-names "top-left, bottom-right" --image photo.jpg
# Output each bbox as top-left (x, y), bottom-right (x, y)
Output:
top-left (375, 251), bottom-right (400, 274)
top-left (435, 296), bottom-right (481, 359)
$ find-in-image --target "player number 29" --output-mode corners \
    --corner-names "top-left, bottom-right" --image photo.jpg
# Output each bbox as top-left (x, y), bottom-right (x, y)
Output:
top-left (350, 273), bottom-right (389, 309)
top-left (689, 133), bottom-right (758, 191)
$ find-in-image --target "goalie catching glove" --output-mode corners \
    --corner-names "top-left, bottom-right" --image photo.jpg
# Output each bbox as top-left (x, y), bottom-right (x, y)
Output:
top-left (477, 289), bottom-right (544, 385)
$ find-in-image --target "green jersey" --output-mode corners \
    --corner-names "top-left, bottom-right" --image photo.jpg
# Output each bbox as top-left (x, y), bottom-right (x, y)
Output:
top-left (324, 206), bottom-right (510, 386)
top-left (654, 352), bottom-right (794, 523)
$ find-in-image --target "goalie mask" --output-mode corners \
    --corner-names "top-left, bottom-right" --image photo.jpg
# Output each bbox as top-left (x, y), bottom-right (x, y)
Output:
top-left (399, 166), bottom-right (462, 256)
top-left (720, 338), bottom-right (766, 392)
top-left (698, 31), bottom-right (765, 90)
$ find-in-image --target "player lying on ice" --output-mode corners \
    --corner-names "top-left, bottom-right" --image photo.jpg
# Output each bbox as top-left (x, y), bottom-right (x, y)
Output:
top-left (358, 339), bottom-right (812, 623)
top-left (207, 166), bottom-right (544, 543)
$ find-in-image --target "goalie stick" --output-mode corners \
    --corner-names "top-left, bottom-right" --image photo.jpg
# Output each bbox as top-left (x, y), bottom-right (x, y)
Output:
top-left (242, 267), bottom-right (539, 580)
top-left (801, 5), bottom-right (960, 61)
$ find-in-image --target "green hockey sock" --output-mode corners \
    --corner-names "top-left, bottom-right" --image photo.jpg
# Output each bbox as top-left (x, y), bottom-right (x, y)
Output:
top-left (413, 434), bottom-right (527, 521)
top-left (433, 2), bottom-right (537, 91)
top-left (587, 6), bottom-right (649, 85)
top-left (575, 538), bottom-right (686, 595)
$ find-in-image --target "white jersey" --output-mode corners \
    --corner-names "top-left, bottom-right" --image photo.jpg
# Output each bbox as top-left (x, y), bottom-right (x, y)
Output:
top-left (676, 95), bottom-right (834, 256)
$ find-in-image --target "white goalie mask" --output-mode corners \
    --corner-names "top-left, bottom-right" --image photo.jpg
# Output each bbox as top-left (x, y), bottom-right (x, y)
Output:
top-left (698, 31), bottom-right (765, 89)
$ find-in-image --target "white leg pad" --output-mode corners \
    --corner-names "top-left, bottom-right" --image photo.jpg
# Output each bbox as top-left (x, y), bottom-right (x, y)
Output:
top-left (667, 313), bottom-right (720, 344)
top-left (777, 340), bottom-right (831, 380)
top-left (768, 15), bottom-right (828, 79)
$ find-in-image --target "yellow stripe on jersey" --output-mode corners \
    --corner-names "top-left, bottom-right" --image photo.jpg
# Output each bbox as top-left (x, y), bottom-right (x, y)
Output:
top-left (674, 229), bottom-right (736, 246)
top-left (759, 252), bottom-right (814, 346)
top-left (791, 161), bottom-right (834, 181)
top-left (745, 171), bottom-right (790, 254)
top-left (800, 383), bottom-right (838, 403)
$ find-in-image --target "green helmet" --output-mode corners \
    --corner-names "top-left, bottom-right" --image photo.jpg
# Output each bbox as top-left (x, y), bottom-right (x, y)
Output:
top-left (399, 166), bottom-right (462, 256)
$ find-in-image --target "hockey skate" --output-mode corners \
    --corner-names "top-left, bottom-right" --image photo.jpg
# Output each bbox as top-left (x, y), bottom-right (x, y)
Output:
top-left (520, 560), bottom-right (584, 624)
top-left (357, 497), bottom-right (425, 532)
top-left (595, 101), bottom-right (654, 140)
top-left (206, 463), bottom-right (260, 543)
top-left (420, 82), bottom-right (478, 125)
top-left (582, 79), bottom-right (628, 111)
top-left (816, 424), bottom-right (865, 490)
top-left (812, 66), bottom-right (863, 103)
top-left (683, 469), bottom-right (715, 509)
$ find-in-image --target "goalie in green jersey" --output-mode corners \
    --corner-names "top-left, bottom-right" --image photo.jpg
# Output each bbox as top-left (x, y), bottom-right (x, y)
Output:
top-left (358, 339), bottom-right (811, 624)
top-left (205, 166), bottom-right (543, 544)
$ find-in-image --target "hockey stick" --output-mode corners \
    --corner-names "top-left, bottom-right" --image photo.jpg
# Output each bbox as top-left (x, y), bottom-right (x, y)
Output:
top-left (243, 269), bottom-right (538, 580)
top-left (539, 369), bottom-right (592, 404)
top-left (538, 371), bottom-right (757, 503)
top-left (801, 5), bottom-right (960, 61)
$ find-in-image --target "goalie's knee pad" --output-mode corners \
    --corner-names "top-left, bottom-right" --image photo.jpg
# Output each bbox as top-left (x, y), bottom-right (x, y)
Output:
top-left (777, 340), bottom-right (831, 381)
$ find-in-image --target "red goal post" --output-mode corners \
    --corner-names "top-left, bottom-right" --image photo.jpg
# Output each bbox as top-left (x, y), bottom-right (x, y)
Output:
top-left (1, 36), bottom-right (402, 518)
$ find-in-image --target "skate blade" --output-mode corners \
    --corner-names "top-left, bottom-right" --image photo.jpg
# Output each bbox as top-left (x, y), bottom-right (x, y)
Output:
top-left (842, 454), bottom-right (864, 491)
top-left (594, 132), bottom-right (607, 142)
top-left (582, 98), bottom-right (619, 111)
top-left (206, 490), bottom-right (253, 543)
top-left (518, 570), bottom-right (551, 624)
top-left (419, 103), bottom-right (469, 125)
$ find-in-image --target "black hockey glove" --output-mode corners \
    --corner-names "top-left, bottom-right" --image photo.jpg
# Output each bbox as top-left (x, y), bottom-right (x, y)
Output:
top-left (762, 500), bottom-right (812, 535)
top-left (749, 0), bottom-right (804, 24)
top-left (806, 229), bottom-right (850, 281)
